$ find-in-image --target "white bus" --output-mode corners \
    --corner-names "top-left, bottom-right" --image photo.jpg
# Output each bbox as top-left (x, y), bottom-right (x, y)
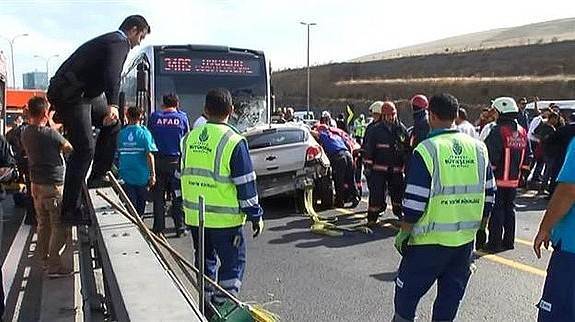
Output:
top-left (119, 45), bottom-right (270, 131)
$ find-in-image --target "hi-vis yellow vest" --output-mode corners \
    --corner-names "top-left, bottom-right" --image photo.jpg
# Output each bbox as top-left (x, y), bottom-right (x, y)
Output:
top-left (410, 132), bottom-right (489, 247)
top-left (181, 123), bottom-right (246, 228)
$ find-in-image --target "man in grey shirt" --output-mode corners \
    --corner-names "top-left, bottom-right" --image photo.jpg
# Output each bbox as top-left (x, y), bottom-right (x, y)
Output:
top-left (21, 96), bottom-right (74, 277)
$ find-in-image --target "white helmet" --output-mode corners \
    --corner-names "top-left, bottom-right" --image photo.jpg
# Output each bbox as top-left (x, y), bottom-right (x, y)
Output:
top-left (368, 101), bottom-right (384, 114)
top-left (492, 97), bottom-right (518, 114)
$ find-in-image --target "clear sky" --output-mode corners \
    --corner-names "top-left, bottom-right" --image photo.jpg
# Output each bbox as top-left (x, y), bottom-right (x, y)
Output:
top-left (0, 0), bottom-right (574, 87)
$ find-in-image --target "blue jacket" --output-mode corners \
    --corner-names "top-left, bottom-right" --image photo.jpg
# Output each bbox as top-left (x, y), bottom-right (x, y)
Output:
top-left (148, 109), bottom-right (190, 157)
top-left (410, 109), bottom-right (430, 147)
top-left (318, 130), bottom-right (348, 157)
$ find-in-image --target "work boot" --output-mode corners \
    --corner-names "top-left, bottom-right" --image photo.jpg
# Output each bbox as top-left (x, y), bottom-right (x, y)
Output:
top-left (482, 242), bottom-right (502, 253)
top-left (502, 239), bottom-right (515, 250)
top-left (366, 212), bottom-right (380, 227)
top-left (176, 228), bottom-right (189, 238)
top-left (87, 175), bottom-right (112, 189)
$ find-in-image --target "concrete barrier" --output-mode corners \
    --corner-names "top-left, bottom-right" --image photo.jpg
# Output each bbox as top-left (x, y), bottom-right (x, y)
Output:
top-left (89, 188), bottom-right (204, 321)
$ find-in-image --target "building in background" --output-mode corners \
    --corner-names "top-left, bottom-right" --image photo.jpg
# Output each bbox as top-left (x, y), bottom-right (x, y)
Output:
top-left (22, 71), bottom-right (48, 90)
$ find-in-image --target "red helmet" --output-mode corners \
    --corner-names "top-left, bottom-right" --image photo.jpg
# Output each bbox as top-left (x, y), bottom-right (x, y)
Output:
top-left (381, 101), bottom-right (397, 116)
top-left (410, 94), bottom-right (428, 110)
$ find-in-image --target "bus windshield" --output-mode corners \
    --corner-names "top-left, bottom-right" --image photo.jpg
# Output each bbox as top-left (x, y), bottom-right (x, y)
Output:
top-left (154, 49), bottom-right (268, 132)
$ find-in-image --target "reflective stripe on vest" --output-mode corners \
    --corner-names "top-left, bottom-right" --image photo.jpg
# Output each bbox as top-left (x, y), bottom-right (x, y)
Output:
top-left (181, 168), bottom-right (233, 183)
top-left (412, 220), bottom-right (481, 235)
top-left (181, 123), bottom-right (246, 228)
top-left (419, 139), bottom-right (486, 196)
top-left (183, 199), bottom-right (240, 214)
top-left (411, 132), bottom-right (488, 246)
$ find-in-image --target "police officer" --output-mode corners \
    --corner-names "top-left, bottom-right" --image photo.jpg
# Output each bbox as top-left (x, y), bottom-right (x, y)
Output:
top-left (534, 136), bottom-right (575, 322)
top-left (364, 101), bottom-right (409, 225)
top-left (181, 88), bottom-right (263, 307)
top-left (313, 117), bottom-right (360, 208)
top-left (484, 97), bottom-right (529, 252)
top-left (148, 93), bottom-right (189, 236)
top-left (393, 93), bottom-right (496, 321)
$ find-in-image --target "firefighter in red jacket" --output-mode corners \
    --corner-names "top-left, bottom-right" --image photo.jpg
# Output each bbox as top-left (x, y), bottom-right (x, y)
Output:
top-left (483, 97), bottom-right (530, 252)
top-left (364, 101), bottom-right (410, 225)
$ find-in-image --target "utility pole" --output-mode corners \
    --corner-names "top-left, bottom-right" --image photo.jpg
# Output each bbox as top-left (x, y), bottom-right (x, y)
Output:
top-left (1, 33), bottom-right (29, 88)
top-left (300, 21), bottom-right (316, 119)
top-left (34, 54), bottom-right (59, 85)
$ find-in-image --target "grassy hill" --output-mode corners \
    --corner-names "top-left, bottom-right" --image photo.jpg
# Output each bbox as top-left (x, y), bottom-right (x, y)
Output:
top-left (351, 18), bottom-right (575, 62)
top-left (272, 18), bottom-right (575, 125)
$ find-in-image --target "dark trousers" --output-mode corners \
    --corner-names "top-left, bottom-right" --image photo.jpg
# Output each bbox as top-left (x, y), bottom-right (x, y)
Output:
top-left (354, 138), bottom-right (363, 193)
top-left (488, 187), bottom-right (517, 247)
top-left (123, 184), bottom-right (148, 217)
top-left (367, 171), bottom-right (404, 221)
top-left (330, 151), bottom-right (358, 205)
top-left (538, 249), bottom-right (575, 322)
top-left (152, 156), bottom-right (184, 234)
top-left (394, 242), bottom-right (473, 321)
top-left (547, 158), bottom-right (562, 195)
top-left (1, 267), bottom-right (4, 319)
top-left (531, 141), bottom-right (544, 182)
top-left (542, 156), bottom-right (556, 189)
top-left (60, 95), bottom-right (120, 215)
top-left (190, 226), bottom-right (246, 304)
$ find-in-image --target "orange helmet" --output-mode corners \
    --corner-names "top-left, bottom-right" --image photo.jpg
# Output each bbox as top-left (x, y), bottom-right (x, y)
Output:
top-left (410, 94), bottom-right (428, 110)
top-left (381, 101), bottom-right (397, 116)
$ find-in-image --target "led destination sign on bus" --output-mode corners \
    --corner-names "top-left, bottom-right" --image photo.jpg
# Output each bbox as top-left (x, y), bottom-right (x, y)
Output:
top-left (161, 56), bottom-right (261, 76)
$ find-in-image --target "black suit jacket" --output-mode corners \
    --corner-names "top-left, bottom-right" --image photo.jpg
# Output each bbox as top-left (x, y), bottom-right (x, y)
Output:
top-left (51, 31), bottom-right (130, 105)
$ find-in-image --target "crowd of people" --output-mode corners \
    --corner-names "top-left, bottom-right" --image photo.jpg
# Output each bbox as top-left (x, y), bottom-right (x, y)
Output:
top-left (1, 13), bottom-right (575, 322)
top-left (295, 93), bottom-right (574, 321)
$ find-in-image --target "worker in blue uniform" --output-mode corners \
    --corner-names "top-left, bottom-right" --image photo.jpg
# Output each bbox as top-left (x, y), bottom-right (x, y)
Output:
top-left (393, 93), bottom-right (496, 321)
top-left (181, 88), bottom-right (263, 309)
top-left (534, 138), bottom-right (575, 322)
top-left (148, 93), bottom-right (190, 236)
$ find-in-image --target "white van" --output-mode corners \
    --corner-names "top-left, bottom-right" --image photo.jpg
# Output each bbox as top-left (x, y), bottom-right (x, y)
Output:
top-left (525, 100), bottom-right (575, 112)
top-left (294, 111), bottom-right (315, 121)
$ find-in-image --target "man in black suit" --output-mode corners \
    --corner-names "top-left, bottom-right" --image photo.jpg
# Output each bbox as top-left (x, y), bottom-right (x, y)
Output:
top-left (47, 15), bottom-right (150, 225)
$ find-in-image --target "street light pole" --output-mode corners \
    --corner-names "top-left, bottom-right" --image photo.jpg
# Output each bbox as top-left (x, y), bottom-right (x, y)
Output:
top-left (300, 21), bottom-right (316, 119)
top-left (34, 54), bottom-right (59, 79)
top-left (1, 33), bottom-right (29, 88)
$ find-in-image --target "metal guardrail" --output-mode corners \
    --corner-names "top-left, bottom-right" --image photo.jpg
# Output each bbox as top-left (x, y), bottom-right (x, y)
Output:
top-left (86, 187), bottom-right (205, 321)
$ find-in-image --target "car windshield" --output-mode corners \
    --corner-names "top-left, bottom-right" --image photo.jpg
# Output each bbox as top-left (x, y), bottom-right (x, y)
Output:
top-left (247, 128), bottom-right (306, 149)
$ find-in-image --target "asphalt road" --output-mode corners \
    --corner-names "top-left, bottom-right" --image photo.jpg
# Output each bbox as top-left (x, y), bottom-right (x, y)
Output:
top-left (1, 189), bottom-right (552, 322)
top-left (164, 191), bottom-right (552, 322)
